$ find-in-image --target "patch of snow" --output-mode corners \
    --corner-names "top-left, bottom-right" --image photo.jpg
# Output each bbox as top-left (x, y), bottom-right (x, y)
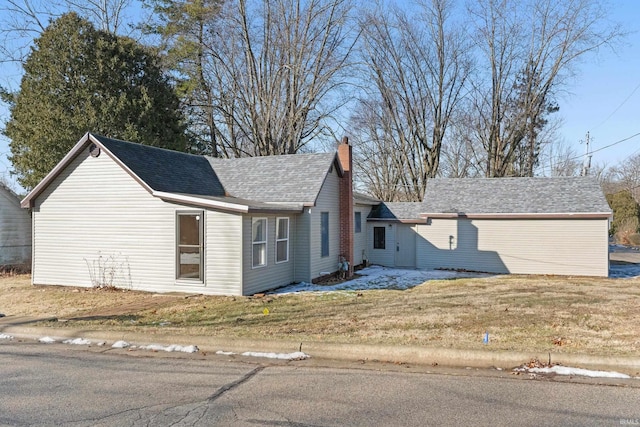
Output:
top-left (216, 350), bottom-right (236, 356)
top-left (139, 344), bottom-right (199, 353)
top-left (272, 265), bottom-right (490, 294)
top-left (241, 351), bottom-right (310, 360)
top-left (96, 341), bottom-right (106, 346)
top-left (112, 340), bottom-right (130, 349)
top-left (515, 365), bottom-right (631, 379)
top-left (38, 336), bottom-right (56, 344)
top-left (0, 333), bottom-right (13, 340)
top-left (63, 338), bottom-right (91, 345)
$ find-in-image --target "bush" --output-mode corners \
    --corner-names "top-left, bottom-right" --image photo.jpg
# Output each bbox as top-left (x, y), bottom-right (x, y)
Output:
top-left (627, 233), bottom-right (640, 246)
top-left (606, 190), bottom-right (640, 236)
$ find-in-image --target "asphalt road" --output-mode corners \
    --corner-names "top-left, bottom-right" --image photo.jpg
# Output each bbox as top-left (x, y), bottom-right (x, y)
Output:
top-left (1, 342), bottom-right (639, 426)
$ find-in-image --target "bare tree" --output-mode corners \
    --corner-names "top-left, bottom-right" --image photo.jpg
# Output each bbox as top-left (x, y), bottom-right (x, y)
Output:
top-left (468, 0), bottom-right (623, 177)
top-left (200, 0), bottom-right (357, 157)
top-left (352, 0), bottom-right (471, 201)
top-left (0, 0), bottom-right (138, 65)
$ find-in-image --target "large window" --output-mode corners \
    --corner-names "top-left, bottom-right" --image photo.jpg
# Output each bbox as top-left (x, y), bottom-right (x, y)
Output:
top-left (276, 217), bottom-right (289, 263)
top-left (355, 212), bottom-right (362, 233)
top-left (321, 212), bottom-right (329, 257)
top-left (373, 226), bottom-right (386, 249)
top-left (252, 218), bottom-right (267, 268)
top-left (177, 211), bottom-right (203, 280)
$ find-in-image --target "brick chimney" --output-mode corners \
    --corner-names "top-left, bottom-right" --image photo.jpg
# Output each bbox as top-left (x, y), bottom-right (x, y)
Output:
top-left (338, 136), bottom-right (354, 278)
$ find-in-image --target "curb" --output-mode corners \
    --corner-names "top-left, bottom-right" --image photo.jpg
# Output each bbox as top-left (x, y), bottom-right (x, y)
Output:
top-left (2, 320), bottom-right (639, 376)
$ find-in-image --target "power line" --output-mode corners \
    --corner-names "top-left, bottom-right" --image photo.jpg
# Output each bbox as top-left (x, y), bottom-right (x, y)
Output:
top-left (592, 80), bottom-right (640, 130)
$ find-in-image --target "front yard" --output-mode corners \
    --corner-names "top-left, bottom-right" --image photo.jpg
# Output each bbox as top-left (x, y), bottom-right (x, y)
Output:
top-left (2, 269), bottom-right (640, 357)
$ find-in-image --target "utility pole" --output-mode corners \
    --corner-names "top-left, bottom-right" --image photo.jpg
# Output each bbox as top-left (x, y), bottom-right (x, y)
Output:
top-left (581, 132), bottom-right (592, 176)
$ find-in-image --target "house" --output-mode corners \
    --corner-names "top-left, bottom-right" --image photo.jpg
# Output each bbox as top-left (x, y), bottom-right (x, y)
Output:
top-left (21, 132), bottom-right (357, 295)
top-left (368, 177), bottom-right (612, 277)
top-left (21, 133), bottom-right (612, 295)
top-left (0, 183), bottom-right (31, 270)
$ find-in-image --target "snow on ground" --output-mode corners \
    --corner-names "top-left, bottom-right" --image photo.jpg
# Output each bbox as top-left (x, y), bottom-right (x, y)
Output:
top-left (38, 337), bottom-right (56, 343)
top-left (272, 265), bottom-right (490, 294)
top-left (515, 365), bottom-right (631, 379)
top-left (216, 350), bottom-right (310, 360)
top-left (63, 338), bottom-right (92, 345)
top-left (0, 333), bottom-right (13, 340)
top-left (138, 344), bottom-right (199, 353)
top-left (112, 340), bottom-right (130, 349)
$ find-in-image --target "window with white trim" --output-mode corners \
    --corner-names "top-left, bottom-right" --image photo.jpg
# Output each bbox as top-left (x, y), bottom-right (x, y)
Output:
top-left (252, 218), bottom-right (267, 268)
top-left (177, 211), bottom-right (203, 280)
top-left (276, 217), bottom-right (289, 263)
top-left (355, 212), bottom-right (362, 233)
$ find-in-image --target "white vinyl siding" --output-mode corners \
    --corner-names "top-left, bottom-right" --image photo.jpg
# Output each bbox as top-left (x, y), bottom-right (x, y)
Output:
top-left (243, 215), bottom-right (295, 294)
top-left (416, 218), bottom-right (609, 277)
top-left (31, 149), bottom-right (243, 295)
top-left (309, 168), bottom-right (341, 278)
top-left (0, 186), bottom-right (31, 267)
top-left (353, 205), bottom-right (371, 266)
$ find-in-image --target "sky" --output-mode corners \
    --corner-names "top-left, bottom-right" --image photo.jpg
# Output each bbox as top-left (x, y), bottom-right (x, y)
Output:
top-left (557, 0), bottom-right (640, 172)
top-left (0, 0), bottom-right (639, 192)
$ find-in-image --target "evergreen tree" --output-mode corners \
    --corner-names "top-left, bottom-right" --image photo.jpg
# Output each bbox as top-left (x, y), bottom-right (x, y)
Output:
top-left (5, 12), bottom-right (188, 190)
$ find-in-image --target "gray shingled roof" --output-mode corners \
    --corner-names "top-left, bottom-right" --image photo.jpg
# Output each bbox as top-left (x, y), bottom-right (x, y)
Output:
top-left (423, 177), bottom-right (612, 214)
top-left (94, 134), bottom-right (338, 207)
top-left (95, 134), bottom-right (226, 197)
top-left (368, 202), bottom-right (424, 220)
top-left (207, 153), bottom-right (338, 204)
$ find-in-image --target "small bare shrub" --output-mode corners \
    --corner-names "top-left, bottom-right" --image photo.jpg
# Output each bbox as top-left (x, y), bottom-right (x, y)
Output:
top-left (84, 252), bottom-right (132, 289)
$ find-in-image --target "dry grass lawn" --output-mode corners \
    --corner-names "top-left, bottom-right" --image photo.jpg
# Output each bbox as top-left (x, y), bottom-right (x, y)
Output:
top-left (2, 273), bottom-right (640, 356)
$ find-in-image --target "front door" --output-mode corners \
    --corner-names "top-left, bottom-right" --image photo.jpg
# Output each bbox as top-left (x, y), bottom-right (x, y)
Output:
top-left (395, 225), bottom-right (416, 268)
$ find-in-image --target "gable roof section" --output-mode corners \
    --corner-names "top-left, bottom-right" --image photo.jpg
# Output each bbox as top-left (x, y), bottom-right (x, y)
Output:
top-left (21, 133), bottom-right (340, 213)
top-left (0, 183), bottom-right (21, 208)
top-left (422, 177), bottom-right (612, 218)
top-left (93, 135), bottom-right (225, 197)
top-left (207, 153), bottom-right (340, 206)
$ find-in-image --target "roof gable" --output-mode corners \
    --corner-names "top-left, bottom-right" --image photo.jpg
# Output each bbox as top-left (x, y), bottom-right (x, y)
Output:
top-left (22, 133), bottom-right (341, 212)
top-left (93, 135), bottom-right (225, 197)
top-left (423, 177), bottom-right (612, 215)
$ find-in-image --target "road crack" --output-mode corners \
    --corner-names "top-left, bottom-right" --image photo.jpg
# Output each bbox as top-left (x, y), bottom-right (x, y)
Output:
top-left (207, 365), bottom-right (265, 402)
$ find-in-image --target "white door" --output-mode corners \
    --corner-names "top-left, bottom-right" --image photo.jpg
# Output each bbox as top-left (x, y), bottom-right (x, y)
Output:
top-left (395, 225), bottom-right (416, 268)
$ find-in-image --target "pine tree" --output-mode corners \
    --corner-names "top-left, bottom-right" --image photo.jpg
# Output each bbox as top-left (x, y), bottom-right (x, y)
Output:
top-left (5, 12), bottom-right (189, 190)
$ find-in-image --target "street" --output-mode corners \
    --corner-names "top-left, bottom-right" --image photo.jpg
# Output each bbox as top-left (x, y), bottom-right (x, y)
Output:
top-left (1, 342), bottom-right (639, 426)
